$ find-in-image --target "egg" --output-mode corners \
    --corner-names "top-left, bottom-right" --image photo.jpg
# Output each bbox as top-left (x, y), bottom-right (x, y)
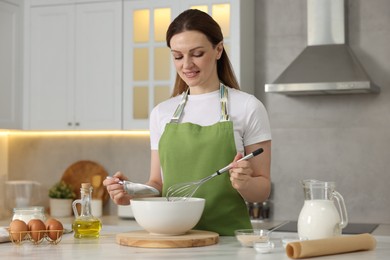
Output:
top-left (28, 219), bottom-right (46, 242)
top-left (9, 219), bottom-right (28, 242)
top-left (45, 218), bottom-right (64, 241)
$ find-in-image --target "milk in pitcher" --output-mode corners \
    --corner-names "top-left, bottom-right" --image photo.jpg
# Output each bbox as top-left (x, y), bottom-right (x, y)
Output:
top-left (298, 199), bottom-right (342, 240)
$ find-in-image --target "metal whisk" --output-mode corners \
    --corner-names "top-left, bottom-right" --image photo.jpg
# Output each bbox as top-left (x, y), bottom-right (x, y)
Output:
top-left (166, 148), bottom-right (264, 202)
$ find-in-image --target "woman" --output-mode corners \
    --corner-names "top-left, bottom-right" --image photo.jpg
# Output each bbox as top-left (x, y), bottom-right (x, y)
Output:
top-left (104, 9), bottom-right (272, 236)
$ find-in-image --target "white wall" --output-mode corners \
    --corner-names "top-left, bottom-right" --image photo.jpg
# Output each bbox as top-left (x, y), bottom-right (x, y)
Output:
top-left (0, 134), bottom-right (8, 218)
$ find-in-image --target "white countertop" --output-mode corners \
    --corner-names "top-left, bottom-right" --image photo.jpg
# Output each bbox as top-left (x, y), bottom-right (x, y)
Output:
top-left (1, 216), bottom-right (390, 259)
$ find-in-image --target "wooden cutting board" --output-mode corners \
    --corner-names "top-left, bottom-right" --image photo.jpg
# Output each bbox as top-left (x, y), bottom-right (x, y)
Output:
top-left (116, 230), bottom-right (219, 248)
top-left (61, 160), bottom-right (109, 204)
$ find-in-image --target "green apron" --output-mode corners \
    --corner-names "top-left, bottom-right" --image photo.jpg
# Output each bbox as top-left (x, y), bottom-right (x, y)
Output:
top-left (158, 84), bottom-right (252, 236)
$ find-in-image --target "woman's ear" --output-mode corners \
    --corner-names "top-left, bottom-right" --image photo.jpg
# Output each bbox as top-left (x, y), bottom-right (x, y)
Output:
top-left (216, 41), bottom-right (224, 60)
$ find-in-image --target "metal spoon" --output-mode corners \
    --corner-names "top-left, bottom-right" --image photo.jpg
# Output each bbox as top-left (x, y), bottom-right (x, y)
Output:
top-left (267, 221), bottom-right (289, 234)
top-left (106, 177), bottom-right (160, 197)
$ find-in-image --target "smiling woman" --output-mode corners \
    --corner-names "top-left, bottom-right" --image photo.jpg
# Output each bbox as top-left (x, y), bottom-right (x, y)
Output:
top-left (104, 9), bottom-right (272, 236)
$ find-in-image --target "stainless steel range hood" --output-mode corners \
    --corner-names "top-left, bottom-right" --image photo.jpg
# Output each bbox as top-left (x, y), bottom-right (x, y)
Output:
top-left (265, 0), bottom-right (380, 95)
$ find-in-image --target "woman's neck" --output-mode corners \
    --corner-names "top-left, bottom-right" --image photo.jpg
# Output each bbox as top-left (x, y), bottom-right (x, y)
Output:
top-left (188, 81), bottom-right (220, 95)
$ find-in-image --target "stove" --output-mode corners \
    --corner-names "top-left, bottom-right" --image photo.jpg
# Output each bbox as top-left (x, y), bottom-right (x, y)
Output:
top-left (274, 221), bottom-right (378, 234)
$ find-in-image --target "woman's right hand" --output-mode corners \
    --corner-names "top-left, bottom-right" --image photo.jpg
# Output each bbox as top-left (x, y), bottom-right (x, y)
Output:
top-left (103, 171), bottom-right (132, 205)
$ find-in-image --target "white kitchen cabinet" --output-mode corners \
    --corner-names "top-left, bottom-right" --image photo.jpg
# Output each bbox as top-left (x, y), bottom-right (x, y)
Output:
top-left (8, 0), bottom-right (253, 130)
top-left (27, 0), bottom-right (122, 130)
top-left (122, 0), bottom-right (254, 130)
top-left (0, 0), bottom-right (23, 129)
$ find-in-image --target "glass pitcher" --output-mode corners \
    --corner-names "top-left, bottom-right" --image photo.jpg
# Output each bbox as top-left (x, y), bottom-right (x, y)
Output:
top-left (5, 181), bottom-right (42, 209)
top-left (297, 179), bottom-right (348, 240)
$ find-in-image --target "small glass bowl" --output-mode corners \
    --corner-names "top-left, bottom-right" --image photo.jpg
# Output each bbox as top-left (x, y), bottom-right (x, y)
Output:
top-left (12, 207), bottom-right (46, 223)
top-left (235, 229), bottom-right (270, 247)
top-left (253, 241), bottom-right (275, 253)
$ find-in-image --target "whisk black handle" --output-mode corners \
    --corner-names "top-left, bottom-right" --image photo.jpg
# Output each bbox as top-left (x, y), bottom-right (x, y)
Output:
top-left (251, 148), bottom-right (264, 157)
top-left (216, 148), bottom-right (264, 175)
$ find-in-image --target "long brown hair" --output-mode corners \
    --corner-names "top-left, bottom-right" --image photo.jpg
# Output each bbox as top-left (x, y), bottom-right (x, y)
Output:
top-left (166, 9), bottom-right (240, 97)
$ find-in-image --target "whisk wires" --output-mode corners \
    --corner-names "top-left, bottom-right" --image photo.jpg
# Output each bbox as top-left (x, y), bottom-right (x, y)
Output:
top-left (166, 148), bottom-right (264, 202)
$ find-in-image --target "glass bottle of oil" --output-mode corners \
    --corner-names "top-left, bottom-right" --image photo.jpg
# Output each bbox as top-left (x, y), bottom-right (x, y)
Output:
top-left (72, 183), bottom-right (102, 238)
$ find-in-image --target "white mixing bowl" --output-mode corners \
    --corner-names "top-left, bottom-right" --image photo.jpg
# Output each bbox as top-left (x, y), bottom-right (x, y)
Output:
top-left (130, 197), bottom-right (205, 235)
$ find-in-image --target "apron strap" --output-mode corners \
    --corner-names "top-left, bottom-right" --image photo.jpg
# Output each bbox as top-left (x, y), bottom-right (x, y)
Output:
top-left (170, 88), bottom-right (189, 123)
top-left (169, 83), bottom-right (229, 123)
top-left (220, 84), bottom-right (229, 122)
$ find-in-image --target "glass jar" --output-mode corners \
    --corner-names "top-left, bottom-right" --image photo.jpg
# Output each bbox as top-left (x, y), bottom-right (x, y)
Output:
top-left (12, 206), bottom-right (46, 223)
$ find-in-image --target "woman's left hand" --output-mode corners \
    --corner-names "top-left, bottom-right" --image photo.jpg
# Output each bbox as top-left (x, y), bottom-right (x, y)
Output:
top-left (229, 153), bottom-right (254, 190)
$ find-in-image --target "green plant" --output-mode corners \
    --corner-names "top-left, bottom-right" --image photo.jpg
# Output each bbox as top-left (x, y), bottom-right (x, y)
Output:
top-left (48, 181), bottom-right (76, 199)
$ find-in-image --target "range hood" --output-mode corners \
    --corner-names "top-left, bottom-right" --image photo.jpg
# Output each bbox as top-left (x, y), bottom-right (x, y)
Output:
top-left (265, 0), bottom-right (380, 95)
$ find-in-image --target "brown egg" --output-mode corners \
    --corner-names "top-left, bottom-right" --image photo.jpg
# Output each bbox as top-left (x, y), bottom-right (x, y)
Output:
top-left (45, 218), bottom-right (64, 241)
top-left (9, 219), bottom-right (28, 242)
top-left (28, 219), bottom-right (46, 242)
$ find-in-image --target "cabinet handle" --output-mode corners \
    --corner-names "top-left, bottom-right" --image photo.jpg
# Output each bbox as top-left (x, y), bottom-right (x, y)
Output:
top-left (68, 122), bottom-right (72, 126)
top-left (75, 122), bottom-right (80, 126)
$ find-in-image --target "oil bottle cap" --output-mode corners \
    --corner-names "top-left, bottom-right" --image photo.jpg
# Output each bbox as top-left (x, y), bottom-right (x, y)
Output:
top-left (81, 183), bottom-right (91, 189)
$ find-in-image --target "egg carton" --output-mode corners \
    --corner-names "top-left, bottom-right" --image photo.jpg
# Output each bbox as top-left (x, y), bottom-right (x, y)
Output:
top-left (8, 229), bottom-right (64, 245)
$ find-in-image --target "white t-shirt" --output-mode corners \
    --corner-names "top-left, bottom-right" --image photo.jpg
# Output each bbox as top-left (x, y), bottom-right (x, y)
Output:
top-left (149, 88), bottom-right (271, 154)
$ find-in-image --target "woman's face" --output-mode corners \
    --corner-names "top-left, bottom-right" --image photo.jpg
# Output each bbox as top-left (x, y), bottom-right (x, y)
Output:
top-left (169, 30), bottom-right (223, 91)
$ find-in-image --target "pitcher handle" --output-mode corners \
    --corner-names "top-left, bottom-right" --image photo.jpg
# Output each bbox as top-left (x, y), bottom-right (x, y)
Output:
top-left (72, 199), bottom-right (81, 218)
top-left (333, 191), bottom-right (348, 229)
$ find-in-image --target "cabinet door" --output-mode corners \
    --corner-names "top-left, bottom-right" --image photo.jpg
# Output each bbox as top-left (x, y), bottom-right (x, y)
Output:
top-left (123, 0), bottom-right (178, 130)
top-left (75, 1), bottom-right (122, 130)
top-left (29, 5), bottom-right (75, 130)
top-left (28, 1), bottom-right (122, 130)
top-left (0, 1), bottom-right (22, 129)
